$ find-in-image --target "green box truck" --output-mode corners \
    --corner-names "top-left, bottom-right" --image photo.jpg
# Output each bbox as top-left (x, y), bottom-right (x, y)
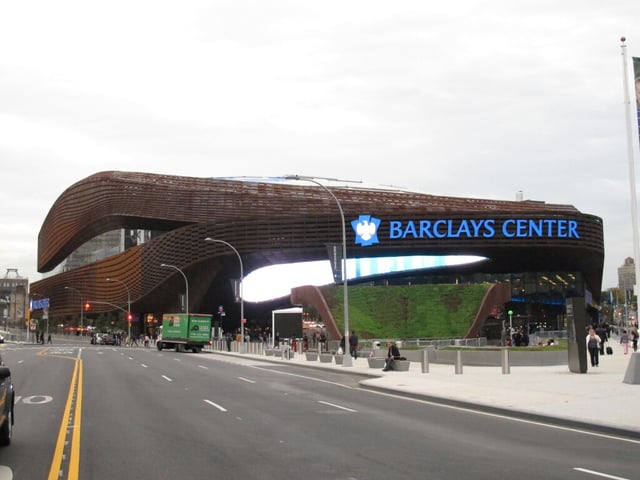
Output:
top-left (157, 313), bottom-right (212, 353)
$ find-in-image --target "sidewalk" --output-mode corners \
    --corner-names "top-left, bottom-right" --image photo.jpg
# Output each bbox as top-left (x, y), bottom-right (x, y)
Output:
top-left (213, 345), bottom-right (640, 438)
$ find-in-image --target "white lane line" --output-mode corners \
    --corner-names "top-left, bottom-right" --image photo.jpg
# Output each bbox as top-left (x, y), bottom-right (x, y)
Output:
top-left (161, 375), bottom-right (173, 382)
top-left (141, 364), bottom-right (148, 368)
top-left (237, 377), bottom-right (256, 384)
top-left (250, 361), bottom-right (637, 444)
top-left (198, 365), bottom-right (208, 369)
top-left (317, 400), bottom-right (358, 413)
top-left (573, 468), bottom-right (629, 480)
top-left (361, 388), bottom-right (640, 445)
top-left (204, 399), bottom-right (227, 412)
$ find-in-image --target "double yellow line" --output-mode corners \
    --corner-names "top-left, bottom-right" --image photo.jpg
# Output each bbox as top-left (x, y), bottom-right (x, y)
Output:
top-left (46, 351), bottom-right (83, 480)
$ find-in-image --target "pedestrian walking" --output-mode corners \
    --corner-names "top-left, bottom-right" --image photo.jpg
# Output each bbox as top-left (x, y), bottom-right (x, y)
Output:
top-left (620, 330), bottom-right (630, 355)
top-left (595, 323), bottom-right (607, 356)
top-left (349, 331), bottom-right (359, 359)
top-left (586, 328), bottom-right (601, 368)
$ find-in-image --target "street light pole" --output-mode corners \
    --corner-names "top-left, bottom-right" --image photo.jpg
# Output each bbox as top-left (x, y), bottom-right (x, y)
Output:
top-left (283, 174), bottom-right (355, 367)
top-left (106, 277), bottom-right (132, 343)
top-left (204, 237), bottom-right (244, 352)
top-left (64, 286), bottom-right (84, 335)
top-left (160, 264), bottom-right (189, 320)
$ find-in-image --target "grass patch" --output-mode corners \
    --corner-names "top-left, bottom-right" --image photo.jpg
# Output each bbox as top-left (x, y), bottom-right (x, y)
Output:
top-left (319, 283), bottom-right (492, 339)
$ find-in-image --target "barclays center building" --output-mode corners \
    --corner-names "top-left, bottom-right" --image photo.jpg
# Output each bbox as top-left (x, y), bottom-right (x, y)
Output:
top-left (30, 171), bottom-right (604, 335)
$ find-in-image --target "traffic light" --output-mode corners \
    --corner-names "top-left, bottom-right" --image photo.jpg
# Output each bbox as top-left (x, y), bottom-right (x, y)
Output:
top-left (84, 302), bottom-right (91, 311)
top-left (127, 313), bottom-right (133, 322)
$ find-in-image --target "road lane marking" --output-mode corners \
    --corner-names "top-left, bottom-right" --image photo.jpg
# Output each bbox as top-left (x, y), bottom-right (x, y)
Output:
top-left (361, 387), bottom-right (640, 445)
top-left (21, 395), bottom-right (53, 405)
top-left (162, 375), bottom-right (173, 382)
top-left (69, 358), bottom-right (83, 479)
top-left (141, 364), bottom-right (148, 368)
top-left (47, 352), bottom-right (83, 480)
top-left (198, 365), bottom-right (208, 369)
top-left (204, 399), bottom-right (227, 412)
top-left (249, 365), bottom-right (355, 389)
top-left (317, 400), bottom-right (358, 413)
top-left (237, 377), bottom-right (255, 384)
top-left (573, 468), bottom-right (629, 480)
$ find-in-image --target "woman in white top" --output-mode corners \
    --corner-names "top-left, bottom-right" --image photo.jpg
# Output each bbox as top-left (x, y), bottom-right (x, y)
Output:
top-left (586, 328), bottom-right (602, 367)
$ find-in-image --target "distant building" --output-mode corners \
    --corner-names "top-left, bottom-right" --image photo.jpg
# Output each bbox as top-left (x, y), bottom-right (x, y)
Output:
top-left (618, 257), bottom-right (636, 297)
top-left (0, 268), bottom-right (28, 329)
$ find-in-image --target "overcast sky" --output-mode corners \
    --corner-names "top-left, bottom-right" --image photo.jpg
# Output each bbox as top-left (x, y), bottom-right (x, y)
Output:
top-left (2, 1), bottom-right (640, 299)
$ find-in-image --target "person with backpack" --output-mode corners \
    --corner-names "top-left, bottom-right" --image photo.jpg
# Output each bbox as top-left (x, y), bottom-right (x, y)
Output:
top-left (586, 328), bottom-right (602, 368)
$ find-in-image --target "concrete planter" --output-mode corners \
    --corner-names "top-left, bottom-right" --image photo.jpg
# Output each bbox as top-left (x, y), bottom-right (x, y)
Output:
top-left (334, 354), bottom-right (344, 365)
top-left (319, 353), bottom-right (333, 363)
top-left (274, 349), bottom-right (283, 357)
top-left (393, 360), bottom-right (411, 371)
top-left (264, 349), bottom-right (275, 356)
top-left (368, 358), bottom-right (386, 369)
top-left (305, 352), bottom-right (318, 361)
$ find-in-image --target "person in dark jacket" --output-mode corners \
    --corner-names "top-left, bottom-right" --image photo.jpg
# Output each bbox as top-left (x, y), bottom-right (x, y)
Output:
top-left (349, 331), bottom-right (359, 358)
top-left (595, 323), bottom-right (607, 355)
top-left (383, 341), bottom-right (401, 371)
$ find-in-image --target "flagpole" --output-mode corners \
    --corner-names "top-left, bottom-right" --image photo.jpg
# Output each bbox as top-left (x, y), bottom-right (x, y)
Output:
top-left (621, 36), bottom-right (640, 302)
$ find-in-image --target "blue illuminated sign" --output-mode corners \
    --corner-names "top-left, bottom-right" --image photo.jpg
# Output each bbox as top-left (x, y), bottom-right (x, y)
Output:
top-left (30, 298), bottom-right (50, 309)
top-left (351, 216), bottom-right (579, 246)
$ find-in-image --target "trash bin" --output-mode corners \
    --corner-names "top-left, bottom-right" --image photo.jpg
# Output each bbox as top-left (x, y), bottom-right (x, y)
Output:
top-left (395, 340), bottom-right (402, 348)
top-left (373, 341), bottom-right (381, 350)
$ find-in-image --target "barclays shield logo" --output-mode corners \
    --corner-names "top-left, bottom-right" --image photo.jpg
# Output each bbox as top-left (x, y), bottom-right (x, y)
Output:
top-left (351, 215), bottom-right (381, 247)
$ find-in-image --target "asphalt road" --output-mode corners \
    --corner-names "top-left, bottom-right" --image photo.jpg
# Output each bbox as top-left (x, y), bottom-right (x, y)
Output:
top-left (0, 342), bottom-right (638, 480)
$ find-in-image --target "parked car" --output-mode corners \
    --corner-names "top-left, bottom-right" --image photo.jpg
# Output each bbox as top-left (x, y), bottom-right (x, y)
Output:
top-left (0, 365), bottom-right (15, 446)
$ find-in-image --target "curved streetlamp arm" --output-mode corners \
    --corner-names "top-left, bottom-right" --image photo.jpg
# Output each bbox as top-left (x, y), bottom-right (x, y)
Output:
top-left (160, 264), bottom-right (189, 316)
top-left (281, 174), bottom-right (353, 367)
top-left (204, 237), bottom-right (245, 350)
top-left (64, 286), bottom-right (84, 331)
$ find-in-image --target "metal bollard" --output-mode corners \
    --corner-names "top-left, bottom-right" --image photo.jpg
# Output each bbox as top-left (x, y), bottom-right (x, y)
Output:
top-left (421, 349), bottom-right (429, 373)
top-left (455, 350), bottom-right (463, 374)
top-left (501, 348), bottom-right (510, 374)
